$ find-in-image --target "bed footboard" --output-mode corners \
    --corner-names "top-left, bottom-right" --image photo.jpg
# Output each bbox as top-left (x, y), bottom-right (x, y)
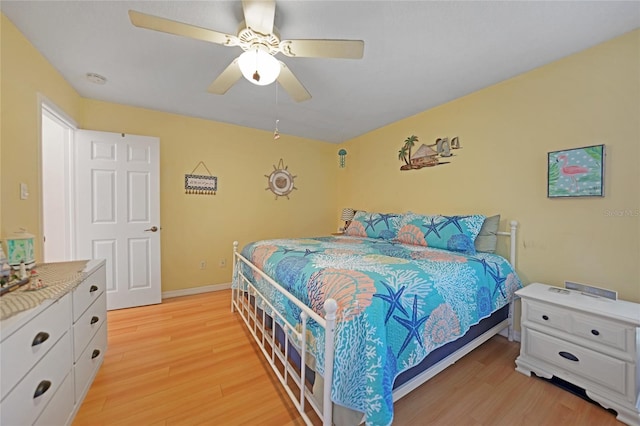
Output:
top-left (231, 242), bottom-right (336, 426)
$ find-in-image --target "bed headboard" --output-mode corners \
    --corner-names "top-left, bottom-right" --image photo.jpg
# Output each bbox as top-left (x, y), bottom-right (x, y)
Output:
top-left (496, 220), bottom-right (518, 267)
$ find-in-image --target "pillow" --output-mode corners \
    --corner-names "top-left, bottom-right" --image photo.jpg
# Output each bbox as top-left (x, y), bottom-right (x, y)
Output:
top-left (395, 213), bottom-right (486, 254)
top-left (345, 211), bottom-right (400, 240)
top-left (474, 215), bottom-right (501, 253)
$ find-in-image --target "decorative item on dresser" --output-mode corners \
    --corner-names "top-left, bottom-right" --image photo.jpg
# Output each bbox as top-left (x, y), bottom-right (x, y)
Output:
top-left (5, 229), bottom-right (36, 270)
top-left (515, 283), bottom-right (640, 426)
top-left (0, 259), bottom-right (107, 426)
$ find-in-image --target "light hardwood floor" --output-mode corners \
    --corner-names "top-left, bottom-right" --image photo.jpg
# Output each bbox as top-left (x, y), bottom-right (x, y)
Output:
top-left (74, 290), bottom-right (622, 426)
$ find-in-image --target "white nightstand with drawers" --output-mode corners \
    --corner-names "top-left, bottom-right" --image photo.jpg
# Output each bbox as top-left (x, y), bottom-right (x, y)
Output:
top-left (515, 283), bottom-right (640, 426)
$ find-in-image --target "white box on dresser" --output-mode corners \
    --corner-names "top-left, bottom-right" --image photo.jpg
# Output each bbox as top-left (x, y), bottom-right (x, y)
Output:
top-left (0, 259), bottom-right (106, 426)
top-left (515, 282), bottom-right (640, 426)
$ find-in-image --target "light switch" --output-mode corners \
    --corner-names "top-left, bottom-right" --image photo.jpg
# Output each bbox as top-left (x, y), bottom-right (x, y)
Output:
top-left (20, 183), bottom-right (29, 200)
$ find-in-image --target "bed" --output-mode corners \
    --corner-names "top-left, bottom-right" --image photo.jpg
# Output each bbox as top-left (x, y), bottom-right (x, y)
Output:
top-left (231, 212), bottom-right (522, 426)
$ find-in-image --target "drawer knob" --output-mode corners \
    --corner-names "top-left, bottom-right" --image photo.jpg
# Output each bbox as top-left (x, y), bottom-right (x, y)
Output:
top-left (32, 331), bottom-right (50, 347)
top-left (559, 351), bottom-right (579, 362)
top-left (89, 285), bottom-right (99, 293)
top-left (542, 315), bottom-right (549, 321)
top-left (90, 316), bottom-right (100, 325)
top-left (91, 349), bottom-right (101, 359)
top-left (591, 329), bottom-right (600, 336)
top-left (33, 380), bottom-right (51, 399)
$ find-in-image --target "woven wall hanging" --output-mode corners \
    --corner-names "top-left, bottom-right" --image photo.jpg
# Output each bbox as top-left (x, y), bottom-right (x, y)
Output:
top-left (185, 161), bottom-right (217, 195)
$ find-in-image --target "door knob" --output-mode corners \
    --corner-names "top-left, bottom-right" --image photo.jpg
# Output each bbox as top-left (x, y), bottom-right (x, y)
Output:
top-left (144, 226), bottom-right (159, 232)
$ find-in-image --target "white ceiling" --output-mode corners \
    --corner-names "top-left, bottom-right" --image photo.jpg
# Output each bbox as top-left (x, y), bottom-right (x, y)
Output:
top-left (2, 1), bottom-right (639, 143)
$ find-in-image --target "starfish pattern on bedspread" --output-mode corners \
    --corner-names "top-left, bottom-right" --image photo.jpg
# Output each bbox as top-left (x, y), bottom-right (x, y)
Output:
top-left (468, 257), bottom-right (491, 275)
top-left (487, 262), bottom-right (507, 298)
top-left (372, 281), bottom-right (409, 324)
top-left (393, 296), bottom-right (430, 357)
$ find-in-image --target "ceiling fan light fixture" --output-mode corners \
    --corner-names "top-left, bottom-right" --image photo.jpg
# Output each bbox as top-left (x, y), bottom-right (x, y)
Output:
top-left (238, 46), bottom-right (280, 86)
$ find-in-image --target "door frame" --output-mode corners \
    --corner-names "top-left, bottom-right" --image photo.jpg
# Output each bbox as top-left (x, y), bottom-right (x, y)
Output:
top-left (38, 94), bottom-right (78, 262)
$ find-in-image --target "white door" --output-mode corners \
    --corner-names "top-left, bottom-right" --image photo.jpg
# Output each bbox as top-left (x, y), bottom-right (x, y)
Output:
top-left (75, 130), bottom-right (161, 310)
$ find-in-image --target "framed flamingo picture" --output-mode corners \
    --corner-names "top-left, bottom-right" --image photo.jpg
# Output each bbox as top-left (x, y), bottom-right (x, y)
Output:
top-left (548, 144), bottom-right (605, 198)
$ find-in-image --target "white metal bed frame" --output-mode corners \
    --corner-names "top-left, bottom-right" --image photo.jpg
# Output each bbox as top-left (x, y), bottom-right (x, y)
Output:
top-left (231, 221), bottom-right (518, 426)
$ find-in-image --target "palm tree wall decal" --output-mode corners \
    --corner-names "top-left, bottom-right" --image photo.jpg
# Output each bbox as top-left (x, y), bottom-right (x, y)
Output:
top-left (398, 146), bottom-right (409, 166)
top-left (404, 135), bottom-right (418, 164)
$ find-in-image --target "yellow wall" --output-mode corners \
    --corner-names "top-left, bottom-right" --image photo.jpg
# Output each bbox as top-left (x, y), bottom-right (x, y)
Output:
top-left (80, 100), bottom-right (339, 290)
top-left (338, 29), bottom-right (640, 302)
top-left (0, 14), bottom-right (83, 253)
top-left (1, 13), bottom-right (339, 291)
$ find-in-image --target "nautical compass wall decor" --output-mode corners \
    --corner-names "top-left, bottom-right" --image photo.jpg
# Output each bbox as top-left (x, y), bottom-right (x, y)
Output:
top-left (265, 158), bottom-right (297, 199)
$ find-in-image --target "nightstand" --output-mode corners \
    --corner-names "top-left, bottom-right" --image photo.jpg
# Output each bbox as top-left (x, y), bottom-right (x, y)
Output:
top-left (515, 283), bottom-right (640, 426)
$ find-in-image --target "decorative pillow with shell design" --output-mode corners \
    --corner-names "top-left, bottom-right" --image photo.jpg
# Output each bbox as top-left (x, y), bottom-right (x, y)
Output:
top-left (395, 213), bottom-right (486, 254)
top-left (344, 211), bottom-right (401, 240)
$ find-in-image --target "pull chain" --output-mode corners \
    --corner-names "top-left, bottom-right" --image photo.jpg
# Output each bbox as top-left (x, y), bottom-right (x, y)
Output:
top-left (274, 83), bottom-right (280, 140)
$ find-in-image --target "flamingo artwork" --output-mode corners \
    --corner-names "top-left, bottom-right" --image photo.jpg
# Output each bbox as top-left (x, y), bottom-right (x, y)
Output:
top-left (548, 145), bottom-right (604, 197)
top-left (557, 154), bottom-right (590, 192)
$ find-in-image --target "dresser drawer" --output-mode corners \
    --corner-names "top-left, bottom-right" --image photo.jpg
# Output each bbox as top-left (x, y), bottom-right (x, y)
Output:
top-left (524, 300), bottom-right (572, 333)
top-left (0, 294), bottom-right (71, 401)
top-left (571, 311), bottom-right (633, 354)
top-left (75, 321), bottom-right (107, 401)
top-left (525, 328), bottom-right (630, 398)
top-left (33, 369), bottom-right (74, 426)
top-left (73, 290), bottom-right (107, 361)
top-left (0, 331), bottom-right (73, 426)
top-left (72, 264), bottom-right (105, 322)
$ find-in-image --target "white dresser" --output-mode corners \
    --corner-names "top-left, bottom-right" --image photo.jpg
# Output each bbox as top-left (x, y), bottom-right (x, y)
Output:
top-left (515, 283), bottom-right (640, 426)
top-left (0, 259), bottom-right (107, 426)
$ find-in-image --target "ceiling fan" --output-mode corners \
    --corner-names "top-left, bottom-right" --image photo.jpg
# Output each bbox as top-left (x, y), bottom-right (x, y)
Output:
top-left (128, 0), bottom-right (364, 102)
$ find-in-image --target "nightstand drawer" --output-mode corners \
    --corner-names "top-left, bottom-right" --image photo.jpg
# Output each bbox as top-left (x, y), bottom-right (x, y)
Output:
top-left (525, 328), bottom-right (629, 397)
top-left (524, 300), bottom-right (571, 333)
top-left (572, 312), bottom-right (632, 353)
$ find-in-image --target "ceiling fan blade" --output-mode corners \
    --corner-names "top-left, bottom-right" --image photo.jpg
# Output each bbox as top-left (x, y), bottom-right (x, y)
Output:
top-left (207, 59), bottom-right (243, 94)
top-left (277, 61), bottom-right (311, 103)
top-left (129, 10), bottom-right (238, 47)
top-left (280, 39), bottom-right (364, 59)
top-left (242, 0), bottom-right (275, 35)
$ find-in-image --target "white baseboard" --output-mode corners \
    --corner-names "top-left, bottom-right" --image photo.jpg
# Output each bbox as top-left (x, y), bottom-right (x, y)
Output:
top-left (498, 327), bottom-right (521, 342)
top-left (162, 282), bottom-right (231, 299)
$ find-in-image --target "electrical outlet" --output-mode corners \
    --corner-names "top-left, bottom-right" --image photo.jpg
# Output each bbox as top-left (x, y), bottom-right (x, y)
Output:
top-left (199, 261), bottom-right (207, 270)
top-left (219, 258), bottom-right (226, 268)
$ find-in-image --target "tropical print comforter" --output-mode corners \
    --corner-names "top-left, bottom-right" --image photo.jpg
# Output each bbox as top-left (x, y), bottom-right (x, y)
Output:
top-left (233, 235), bottom-right (522, 426)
